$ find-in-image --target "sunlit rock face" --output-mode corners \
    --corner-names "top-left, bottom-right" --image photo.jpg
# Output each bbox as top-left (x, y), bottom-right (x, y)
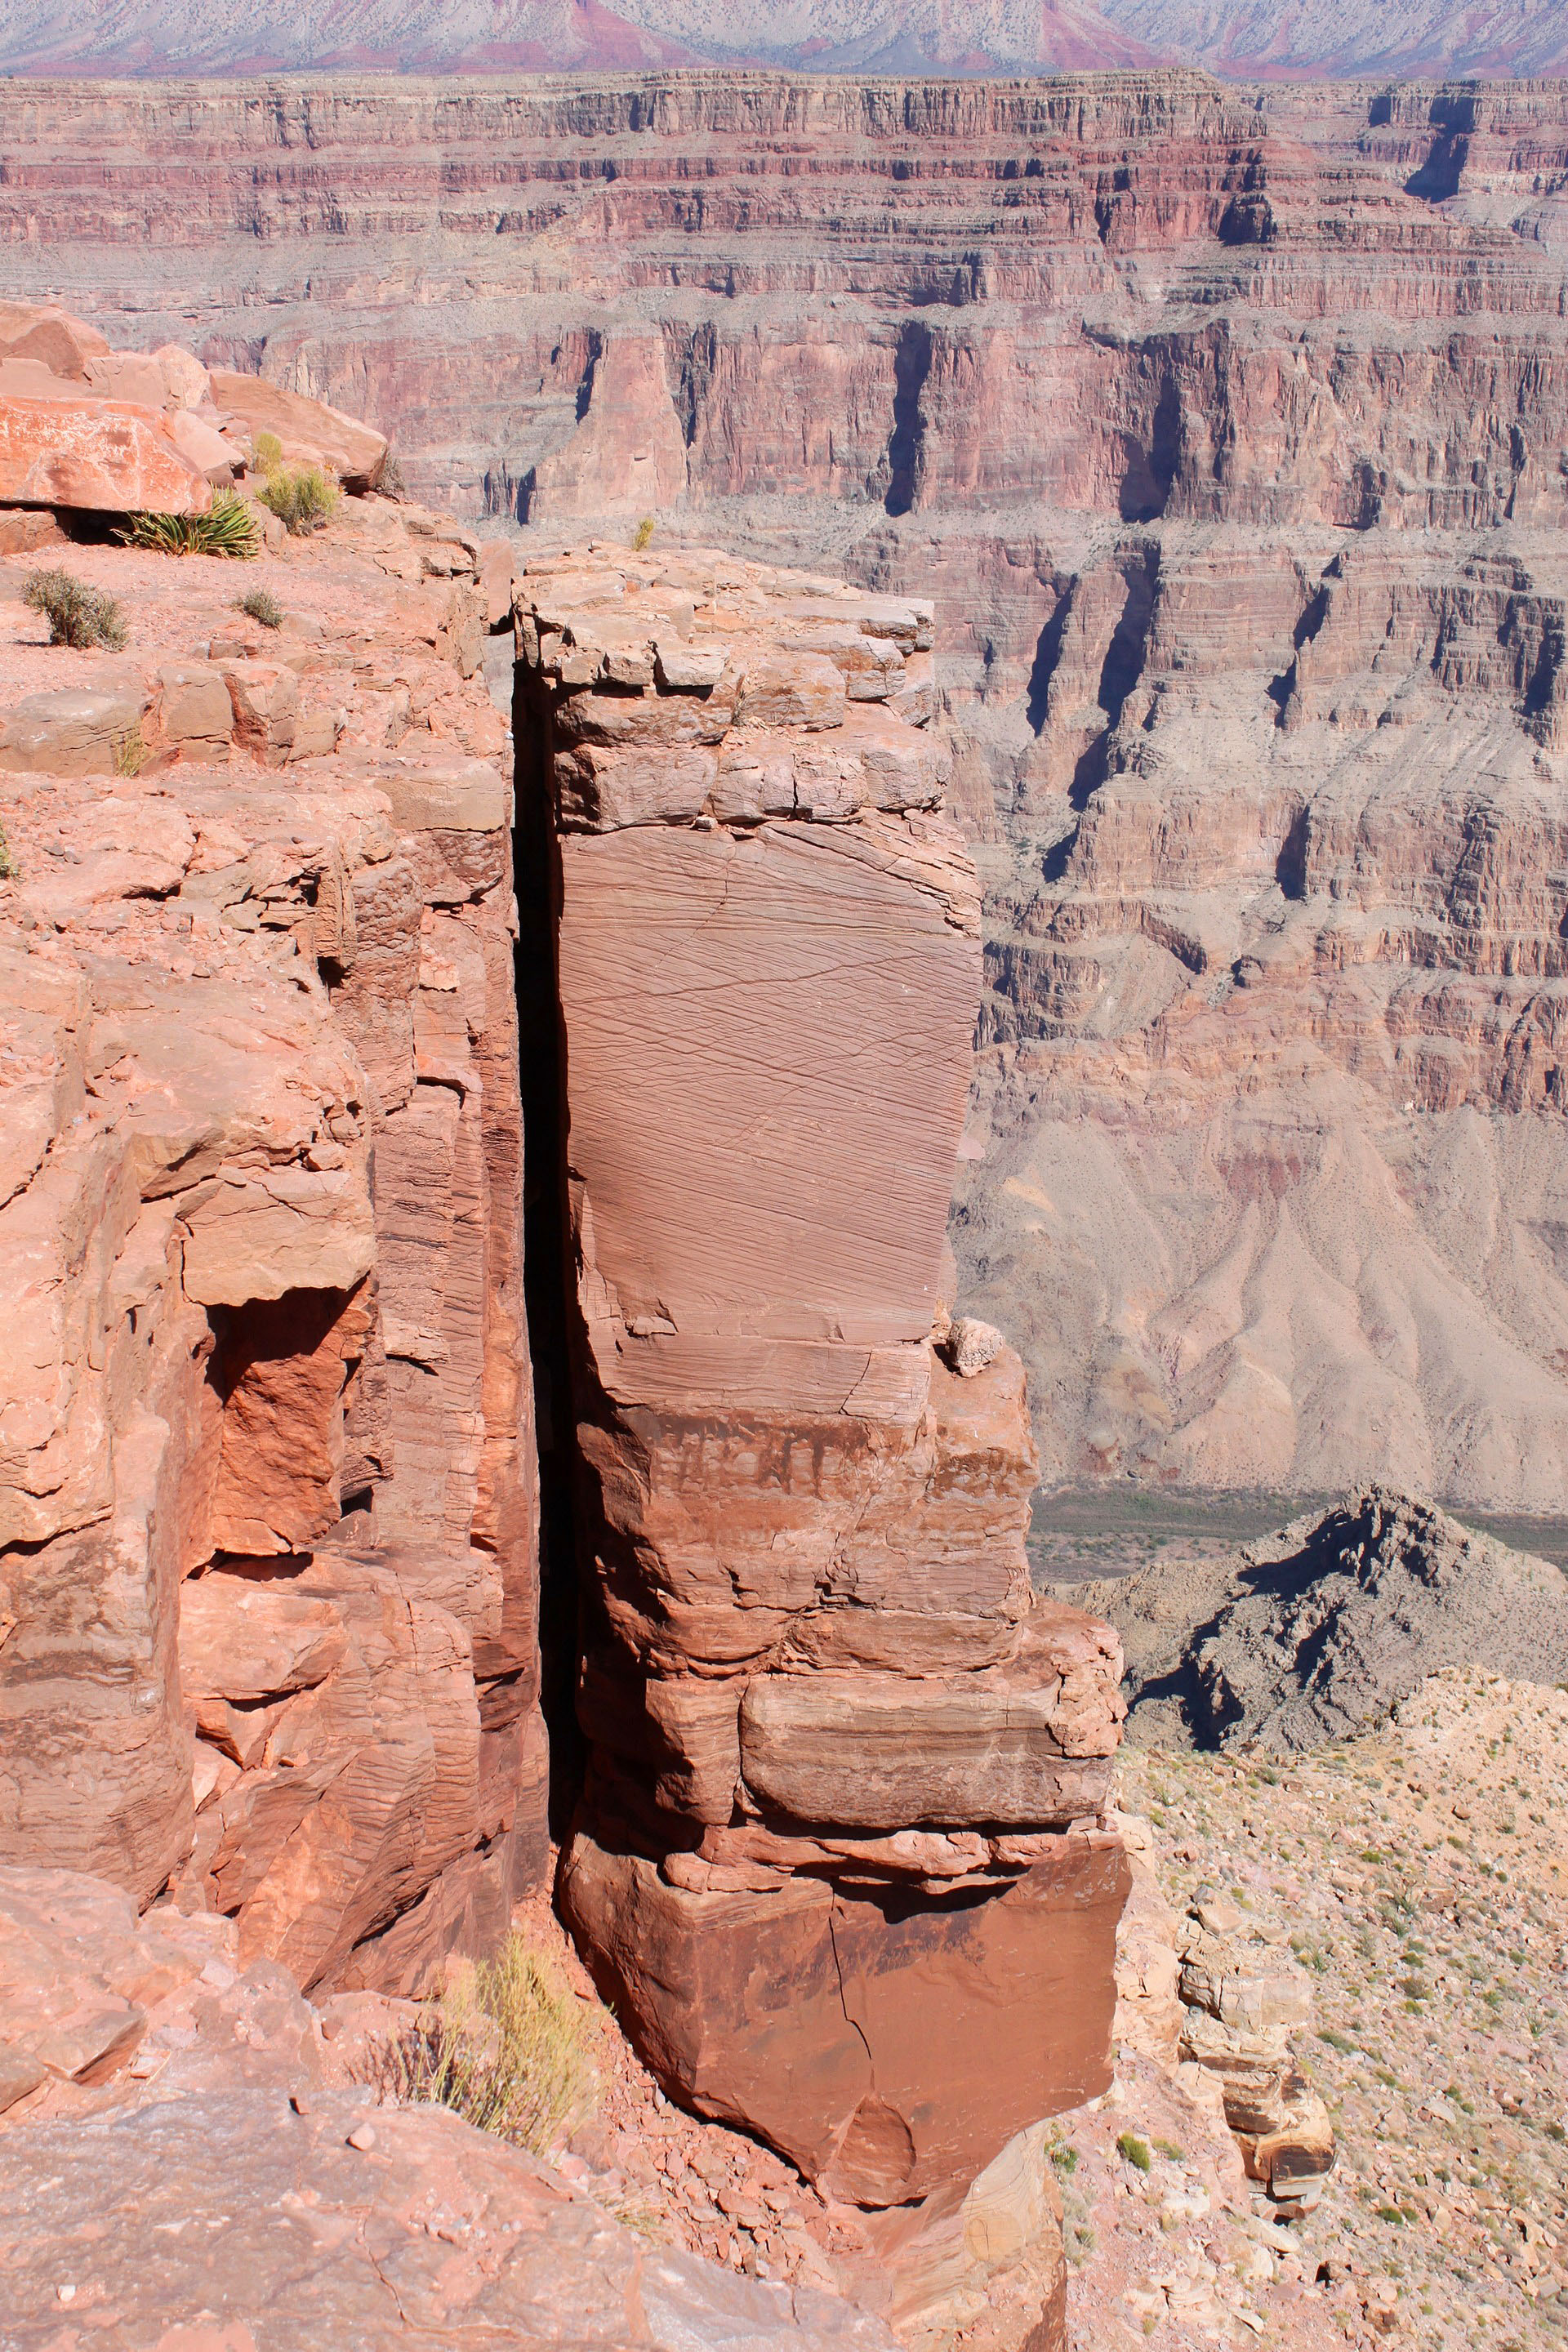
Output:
top-left (523, 542), bottom-right (1128, 2222)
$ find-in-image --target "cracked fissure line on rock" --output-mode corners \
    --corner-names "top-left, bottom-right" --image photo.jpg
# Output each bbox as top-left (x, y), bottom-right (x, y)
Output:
top-left (826, 1899), bottom-right (875, 2087)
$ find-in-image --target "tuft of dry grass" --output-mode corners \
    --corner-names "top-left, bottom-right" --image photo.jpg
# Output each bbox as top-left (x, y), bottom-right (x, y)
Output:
top-left (256, 464), bottom-right (339, 537)
top-left (387, 1935), bottom-right (602, 2156)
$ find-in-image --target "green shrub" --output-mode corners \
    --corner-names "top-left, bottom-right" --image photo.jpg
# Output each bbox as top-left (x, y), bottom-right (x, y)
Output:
top-left (1049, 2140), bottom-right (1079, 2176)
top-left (1117, 2132), bottom-right (1152, 2173)
top-left (22, 568), bottom-right (127, 650)
top-left (122, 489), bottom-right (261, 559)
top-left (112, 724), bottom-right (145, 778)
top-left (236, 585), bottom-right (283, 630)
top-left (256, 464), bottom-right (339, 537)
top-left (632, 514), bottom-right (656, 550)
top-left (253, 430), bottom-right (284, 474)
top-left (386, 1936), bottom-right (600, 2156)
top-left (0, 822), bottom-right (18, 882)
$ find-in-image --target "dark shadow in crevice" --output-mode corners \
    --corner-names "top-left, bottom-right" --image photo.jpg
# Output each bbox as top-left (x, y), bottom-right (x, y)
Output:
top-left (1025, 587), bottom-right (1071, 735)
top-left (510, 663), bottom-right (585, 1840)
top-left (884, 319), bottom-right (933, 517)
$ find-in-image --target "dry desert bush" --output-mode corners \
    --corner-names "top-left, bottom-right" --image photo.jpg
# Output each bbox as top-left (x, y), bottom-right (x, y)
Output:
top-left (389, 1935), bottom-right (602, 2156)
top-left (22, 567), bottom-right (127, 649)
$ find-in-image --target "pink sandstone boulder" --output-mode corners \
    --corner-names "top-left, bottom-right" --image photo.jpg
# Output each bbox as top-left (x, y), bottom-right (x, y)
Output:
top-left (0, 298), bottom-right (108, 382)
top-left (0, 392), bottom-right (212, 512)
top-left (209, 369), bottom-right (388, 489)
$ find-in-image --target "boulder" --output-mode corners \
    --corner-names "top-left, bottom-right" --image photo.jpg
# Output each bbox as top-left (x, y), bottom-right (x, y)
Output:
top-left (562, 1826), bottom-right (1129, 2207)
top-left (0, 393), bottom-right (212, 512)
top-left (208, 369), bottom-right (388, 489)
top-left (0, 299), bottom-right (109, 382)
top-left (0, 686), bottom-right (149, 778)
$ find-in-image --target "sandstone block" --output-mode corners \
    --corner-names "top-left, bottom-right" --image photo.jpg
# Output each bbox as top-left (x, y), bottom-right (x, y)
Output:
top-left (476, 536), bottom-right (514, 626)
top-left (153, 343), bottom-right (212, 410)
top-left (737, 1633), bottom-right (1121, 1832)
top-left (208, 370), bottom-right (388, 489)
top-left (734, 648), bottom-right (847, 732)
top-left (166, 405), bottom-right (242, 482)
top-left (0, 508), bottom-right (65, 558)
top-left (374, 755), bottom-right (508, 832)
top-left (82, 350), bottom-right (168, 408)
top-left (0, 686), bottom-right (149, 778)
top-left (557, 741), bottom-right (716, 829)
top-left (558, 821), bottom-right (978, 1358)
top-left (158, 662), bottom-right (234, 750)
top-left (562, 1827), bottom-right (1129, 2206)
top-left (0, 300), bottom-right (109, 382)
top-left (0, 2078), bottom-right (897, 2349)
top-left (178, 1167), bottom-right (375, 1307)
top-left (655, 640), bottom-right (729, 693)
top-left (220, 661), bottom-right (299, 766)
top-left (0, 394), bottom-right (212, 512)
top-left (179, 1573), bottom-right (349, 1707)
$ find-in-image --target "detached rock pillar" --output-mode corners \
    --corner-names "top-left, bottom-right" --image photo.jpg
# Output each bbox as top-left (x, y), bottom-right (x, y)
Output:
top-left (520, 546), bottom-right (1130, 2209)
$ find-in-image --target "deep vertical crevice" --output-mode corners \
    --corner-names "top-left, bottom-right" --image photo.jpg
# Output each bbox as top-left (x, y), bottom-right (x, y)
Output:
top-left (510, 660), bottom-right (584, 1837)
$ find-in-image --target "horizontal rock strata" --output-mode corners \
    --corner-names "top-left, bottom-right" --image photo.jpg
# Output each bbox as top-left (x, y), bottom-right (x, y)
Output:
top-left (529, 546), bottom-right (1129, 2226)
top-left (9, 72), bottom-right (1568, 1499)
top-left (0, 335), bottom-right (544, 1993)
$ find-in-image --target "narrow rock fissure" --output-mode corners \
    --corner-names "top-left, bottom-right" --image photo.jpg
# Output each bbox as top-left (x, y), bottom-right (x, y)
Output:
top-left (510, 654), bottom-right (585, 1833)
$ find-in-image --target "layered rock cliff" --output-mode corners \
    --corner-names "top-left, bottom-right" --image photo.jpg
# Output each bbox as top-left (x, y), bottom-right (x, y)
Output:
top-left (4, 67), bottom-right (1567, 1506)
top-left (517, 543), bottom-right (1129, 2232)
top-left (0, 441), bottom-right (546, 1993)
top-left (4, 0), bottom-right (1566, 81)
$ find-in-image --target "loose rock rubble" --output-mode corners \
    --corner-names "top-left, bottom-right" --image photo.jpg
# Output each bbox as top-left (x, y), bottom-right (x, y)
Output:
top-left (1112, 1668), bottom-right (1568, 2348)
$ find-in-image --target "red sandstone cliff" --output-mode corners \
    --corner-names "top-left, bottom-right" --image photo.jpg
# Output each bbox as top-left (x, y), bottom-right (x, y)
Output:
top-left (508, 546), bottom-right (1127, 2243)
top-left (0, 380), bottom-right (546, 1990)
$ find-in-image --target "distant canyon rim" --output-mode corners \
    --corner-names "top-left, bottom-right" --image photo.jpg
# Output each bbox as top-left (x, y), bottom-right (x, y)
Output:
top-left (9, 64), bottom-right (1568, 1510)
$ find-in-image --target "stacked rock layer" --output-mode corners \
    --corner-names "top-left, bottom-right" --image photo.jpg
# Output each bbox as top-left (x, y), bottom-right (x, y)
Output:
top-left (0, 318), bottom-right (546, 1994)
top-left (526, 545), bottom-right (1131, 2208)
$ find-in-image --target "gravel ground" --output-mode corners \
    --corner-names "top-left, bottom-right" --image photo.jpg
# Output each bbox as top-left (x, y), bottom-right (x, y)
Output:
top-left (1111, 1668), bottom-right (1568, 2349)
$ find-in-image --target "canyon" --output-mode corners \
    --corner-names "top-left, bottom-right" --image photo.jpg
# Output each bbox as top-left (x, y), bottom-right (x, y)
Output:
top-left (0, 315), bottom-right (1145, 2346)
top-left (4, 68), bottom-right (1568, 1505)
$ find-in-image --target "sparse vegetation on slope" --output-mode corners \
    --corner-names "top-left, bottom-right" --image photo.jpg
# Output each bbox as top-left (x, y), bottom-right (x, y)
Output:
top-left (390, 1936), bottom-right (601, 2157)
top-left (256, 464), bottom-right (338, 536)
top-left (22, 568), bottom-right (127, 649)
top-left (122, 489), bottom-right (261, 559)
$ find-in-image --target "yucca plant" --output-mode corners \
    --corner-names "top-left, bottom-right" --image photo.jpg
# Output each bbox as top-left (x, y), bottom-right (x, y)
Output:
top-left (121, 488), bottom-right (261, 559)
top-left (382, 1936), bottom-right (601, 2156)
top-left (255, 463), bottom-right (339, 537)
top-left (22, 568), bottom-right (127, 649)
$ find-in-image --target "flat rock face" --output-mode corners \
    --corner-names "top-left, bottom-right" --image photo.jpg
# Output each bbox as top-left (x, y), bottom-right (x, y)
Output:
top-left (532, 545), bottom-right (1128, 2230)
top-left (0, 346), bottom-right (545, 1997)
top-left (9, 78), bottom-right (1568, 1503)
top-left (1068, 1484), bottom-right (1568, 1750)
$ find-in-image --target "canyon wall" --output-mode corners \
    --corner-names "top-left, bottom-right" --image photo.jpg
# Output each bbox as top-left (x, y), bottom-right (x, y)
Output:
top-left (5, 68), bottom-right (1568, 1507)
top-left (0, 460), bottom-right (547, 1992)
top-left (520, 540), bottom-right (1128, 2230)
